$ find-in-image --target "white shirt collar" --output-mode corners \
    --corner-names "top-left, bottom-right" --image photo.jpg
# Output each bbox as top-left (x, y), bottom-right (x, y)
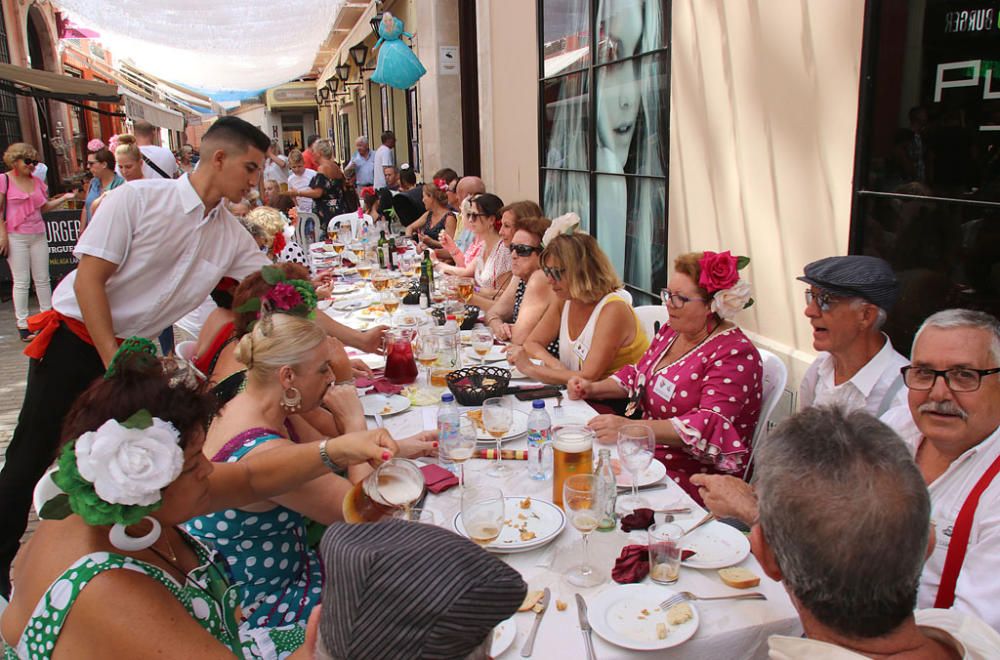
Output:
top-left (819, 333), bottom-right (898, 397)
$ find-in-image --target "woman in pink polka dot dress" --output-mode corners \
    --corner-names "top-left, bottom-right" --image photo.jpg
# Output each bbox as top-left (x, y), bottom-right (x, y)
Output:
top-left (567, 251), bottom-right (762, 504)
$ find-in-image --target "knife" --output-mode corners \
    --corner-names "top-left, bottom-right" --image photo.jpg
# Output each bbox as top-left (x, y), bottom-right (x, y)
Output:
top-left (575, 593), bottom-right (597, 660)
top-left (520, 587), bottom-right (550, 657)
top-left (616, 482), bottom-right (667, 493)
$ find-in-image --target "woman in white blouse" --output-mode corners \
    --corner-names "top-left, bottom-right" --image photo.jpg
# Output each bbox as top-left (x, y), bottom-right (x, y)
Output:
top-left (436, 193), bottom-right (512, 306)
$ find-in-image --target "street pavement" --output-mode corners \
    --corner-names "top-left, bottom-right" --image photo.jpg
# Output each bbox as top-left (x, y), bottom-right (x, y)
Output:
top-left (0, 298), bottom-right (35, 542)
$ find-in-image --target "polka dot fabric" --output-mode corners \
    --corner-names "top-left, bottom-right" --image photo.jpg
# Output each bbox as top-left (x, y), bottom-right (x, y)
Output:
top-left (612, 325), bottom-right (763, 503)
top-left (1, 535), bottom-right (304, 659)
top-left (185, 429), bottom-right (323, 629)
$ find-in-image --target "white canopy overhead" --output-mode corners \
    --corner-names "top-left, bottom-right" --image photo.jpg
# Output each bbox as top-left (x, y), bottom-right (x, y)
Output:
top-left (54, 0), bottom-right (343, 91)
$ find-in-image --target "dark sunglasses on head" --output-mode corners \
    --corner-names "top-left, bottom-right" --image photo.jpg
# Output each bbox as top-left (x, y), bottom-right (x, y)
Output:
top-left (510, 243), bottom-right (541, 257)
top-left (21, 158), bottom-right (37, 166)
top-left (542, 265), bottom-right (565, 281)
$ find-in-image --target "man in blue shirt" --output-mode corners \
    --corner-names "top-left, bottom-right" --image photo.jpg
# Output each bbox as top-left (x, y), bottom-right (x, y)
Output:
top-left (345, 135), bottom-right (375, 187)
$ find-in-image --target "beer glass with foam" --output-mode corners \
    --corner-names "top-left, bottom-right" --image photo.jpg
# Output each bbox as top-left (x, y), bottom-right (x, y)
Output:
top-left (552, 425), bottom-right (594, 508)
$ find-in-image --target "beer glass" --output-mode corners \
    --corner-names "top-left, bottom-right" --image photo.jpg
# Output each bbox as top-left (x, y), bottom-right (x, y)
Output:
top-left (552, 425), bottom-right (594, 508)
top-left (342, 459), bottom-right (425, 523)
top-left (461, 485), bottom-right (505, 547)
top-left (471, 327), bottom-right (493, 365)
top-left (617, 424), bottom-right (655, 513)
top-left (482, 397), bottom-right (513, 478)
top-left (457, 277), bottom-right (474, 302)
top-left (564, 474), bottom-right (604, 587)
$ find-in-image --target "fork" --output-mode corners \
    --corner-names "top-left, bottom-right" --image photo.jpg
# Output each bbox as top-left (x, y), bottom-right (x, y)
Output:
top-left (659, 591), bottom-right (767, 609)
top-left (554, 392), bottom-right (563, 408)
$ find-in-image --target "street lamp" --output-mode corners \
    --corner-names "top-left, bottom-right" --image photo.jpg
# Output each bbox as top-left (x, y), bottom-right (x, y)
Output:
top-left (335, 62), bottom-right (351, 82)
top-left (326, 78), bottom-right (339, 95)
top-left (349, 43), bottom-right (369, 69)
top-left (370, 14), bottom-right (382, 39)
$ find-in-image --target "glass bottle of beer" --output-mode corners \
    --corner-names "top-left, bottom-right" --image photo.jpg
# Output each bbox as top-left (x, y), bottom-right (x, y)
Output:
top-left (377, 231), bottom-right (389, 269)
top-left (420, 249), bottom-right (434, 302)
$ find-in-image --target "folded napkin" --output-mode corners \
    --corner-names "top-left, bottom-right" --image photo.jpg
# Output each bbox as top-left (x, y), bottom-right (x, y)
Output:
top-left (355, 376), bottom-right (404, 395)
top-left (420, 464), bottom-right (459, 494)
top-left (612, 544), bottom-right (698, 584)
top-left (620, 508), bottom-right (655, 532)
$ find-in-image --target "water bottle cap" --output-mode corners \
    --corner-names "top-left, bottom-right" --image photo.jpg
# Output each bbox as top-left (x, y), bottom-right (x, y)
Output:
top-left (532, 399), bottom-right (545, 409)
top-left (441, 393), bottom-right (454, 403)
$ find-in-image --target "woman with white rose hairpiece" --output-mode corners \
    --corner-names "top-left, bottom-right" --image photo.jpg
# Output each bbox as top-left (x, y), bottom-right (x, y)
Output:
top-left (0, 340), bottom-right (395, 659)
top-left (566, 251), bottom-right (763, 505)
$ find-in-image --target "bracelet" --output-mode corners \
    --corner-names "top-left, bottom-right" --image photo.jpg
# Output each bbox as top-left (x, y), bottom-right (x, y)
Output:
top-left (318, 439), bottom-right (339, 472)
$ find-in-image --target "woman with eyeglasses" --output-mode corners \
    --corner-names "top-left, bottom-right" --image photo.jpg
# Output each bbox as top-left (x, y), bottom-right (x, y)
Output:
top-left (507, 225), bottom-right (648, 385)
top-left (565, 251), bottom-right (762, 504)
top-left (81, 147), bottom-right (124, 233)
top-left (0, 143), bottom-right (76, 342)
top-left (435, 193), bottom-right (513, 304)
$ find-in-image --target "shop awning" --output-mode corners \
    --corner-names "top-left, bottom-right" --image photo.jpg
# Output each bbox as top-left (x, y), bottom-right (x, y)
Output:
top-left (0, 62), bottom-right (120, 103)
top-left (121, 89), bottom-right (185, 131)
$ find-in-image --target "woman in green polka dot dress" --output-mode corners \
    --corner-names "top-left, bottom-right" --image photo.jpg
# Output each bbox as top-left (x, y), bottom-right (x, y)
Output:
top-left (0, 342), bottom-right (397, 659)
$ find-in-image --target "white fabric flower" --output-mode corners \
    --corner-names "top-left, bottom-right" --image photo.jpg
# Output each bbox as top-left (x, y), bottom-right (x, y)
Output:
top-left (711, 279), bottom-right (752, 320)
top-left (75, 418), bottom-right (184, 506)
top-left (542, 212), bottom-right (581, 247)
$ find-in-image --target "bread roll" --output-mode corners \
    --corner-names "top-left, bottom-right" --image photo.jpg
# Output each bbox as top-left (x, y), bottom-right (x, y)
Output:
top-left (718, 567), bottom-right (760, 589)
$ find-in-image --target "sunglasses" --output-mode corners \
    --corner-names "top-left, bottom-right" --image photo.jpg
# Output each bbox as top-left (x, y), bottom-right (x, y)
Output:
top-left (21, 158), bottom-right (37, 166)
top-left (542, 265), bottom-right (565, 281)
top-left (87, 160), bottom-right (99, 166)
top-left (510, 243), bottom-right (541, 257)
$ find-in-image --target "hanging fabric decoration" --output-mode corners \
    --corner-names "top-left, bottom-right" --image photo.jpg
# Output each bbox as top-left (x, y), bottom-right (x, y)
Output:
top-left (370, 13), bottom-right (427, 90)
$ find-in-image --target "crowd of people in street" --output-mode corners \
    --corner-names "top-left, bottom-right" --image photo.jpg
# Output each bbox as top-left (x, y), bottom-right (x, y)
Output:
top-left (0, 113), bottom-right (998, 659)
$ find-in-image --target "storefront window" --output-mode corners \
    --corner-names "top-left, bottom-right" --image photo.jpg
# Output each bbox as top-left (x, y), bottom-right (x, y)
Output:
top-left (539, 0), bottom-right (670, 296)
top-left (852, 0), bottom-right (1000, 353)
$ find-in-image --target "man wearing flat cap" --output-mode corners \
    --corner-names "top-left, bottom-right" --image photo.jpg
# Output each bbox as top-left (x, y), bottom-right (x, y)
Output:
top-left (797, 255), bottom-right (909, 416)
top-left (313, 520), bottom-right (526, 660)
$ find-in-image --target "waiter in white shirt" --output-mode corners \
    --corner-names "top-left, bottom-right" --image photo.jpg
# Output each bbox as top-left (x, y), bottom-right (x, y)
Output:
top-left (797, 255), bottom-right (909, 416)
top-left (132, 119), bottom-right (179, 180)
top-left (373, 131), bottom-right (395, 190)
top-left (880, 309), bottom-right (1000, 631)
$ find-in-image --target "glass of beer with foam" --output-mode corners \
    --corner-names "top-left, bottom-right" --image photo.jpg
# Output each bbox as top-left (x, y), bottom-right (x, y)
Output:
top-left (552, 425), bottom-right (594, 508)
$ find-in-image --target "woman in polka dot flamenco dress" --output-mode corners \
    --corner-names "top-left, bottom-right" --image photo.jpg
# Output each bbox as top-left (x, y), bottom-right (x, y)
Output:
top-left (567, 251), bottom-right (762, 504)
top-left (1, 341), bottom-right (395, 659)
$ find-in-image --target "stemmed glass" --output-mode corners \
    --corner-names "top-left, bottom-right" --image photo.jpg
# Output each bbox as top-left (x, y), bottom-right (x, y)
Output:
top-left (337, 224), bottom-right (352, 247)
top-left (457, 277), bottom-right (474, 303)
top-left (380, 290), bottom-right (400, 327)
top-left (461, 485), bottom-right (505, 547)
top-left (472, 327), bottom-right (493, 365)
top-left (482, 397), bottom-right (512, 478)
top-left (440, 419), bottom-right (478, 489)
top-left (357, 260), bottom-right (374, 296)
top-left (563, 474), bottom-right (605, 587)
top-left (415, 332), bottom-right (439, 389)
top-left (616, 424), bottom-right (655, 513)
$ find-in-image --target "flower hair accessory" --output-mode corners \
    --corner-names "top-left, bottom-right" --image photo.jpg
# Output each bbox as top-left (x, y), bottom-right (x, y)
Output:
top-left (698, 251), bottom-right (754, 320)
top-left (541, 212), bottom-right (582, 247)
top-left (360, 186), bottom-right (377, 199)
top-left (234, 265), bottom-right (318, 326)
top-left (35, 409), bottom-right (183, 526)
top-left (87, 138), bottom-right (106, 152)
top-left (433, 177), bottom-right (449, 192)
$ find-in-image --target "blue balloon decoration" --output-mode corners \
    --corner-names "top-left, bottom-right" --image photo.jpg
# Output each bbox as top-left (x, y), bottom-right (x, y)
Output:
top-left (371, 13), bottom-right (427, 90)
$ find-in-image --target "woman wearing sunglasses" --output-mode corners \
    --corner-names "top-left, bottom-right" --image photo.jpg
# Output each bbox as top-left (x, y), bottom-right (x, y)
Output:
top-left (81, 147), bottom-right (124, 232)
top-left (0, 143), bottom-right (76, 342)
top-left (508, 219), bottom-right (648, 385)
top-left (565, 251), bottom-right (762, 504)
top-left (435, 193), bottom-right (513, 306)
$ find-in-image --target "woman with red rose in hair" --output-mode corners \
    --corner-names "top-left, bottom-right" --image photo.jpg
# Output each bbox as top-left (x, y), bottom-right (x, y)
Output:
top-left (567, 251), bottom-right (763, 504)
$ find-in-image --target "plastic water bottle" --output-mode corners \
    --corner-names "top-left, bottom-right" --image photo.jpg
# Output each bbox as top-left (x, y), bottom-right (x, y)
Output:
top-left (526, 400), bottom-right (552, 480)
top-left (595, 448), bottom-right (617, 531)
top-left (437, 392), bottom-right (460, 474)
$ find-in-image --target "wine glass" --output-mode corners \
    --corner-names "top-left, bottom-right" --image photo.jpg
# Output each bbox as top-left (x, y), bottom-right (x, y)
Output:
top-left (400, 253), bottom-right (417, 278)
top-left (482, 397), bottom-right (513, 478)
top-left (337, 224), bottom-right (352, 247)
top-left (616, 424), bottom-right (655, 513)
top-left (563, 473), bottom-right (605, 587)
top-left (461, 485), bottom-right (505, 547)
top-left (380, 290), bottom-right (400, 327)
top-left (471, 327), bottom-right (493, 365)
top-left (440, 419), bottom-right (478, 489)
top-left (415, 332), bottom-right (439, 389)
top-left (457, 277), bottom-right (474, 303)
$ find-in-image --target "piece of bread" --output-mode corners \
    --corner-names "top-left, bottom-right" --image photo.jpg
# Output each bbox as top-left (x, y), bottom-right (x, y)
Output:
top-left (656, 622), bottom-right (668, 639)
top-left (518, 590), bottom-right (544, 612)
top-left (666, 602), bottom-right (693, 626)
top-left (718, 567), bottom-right (760, 589)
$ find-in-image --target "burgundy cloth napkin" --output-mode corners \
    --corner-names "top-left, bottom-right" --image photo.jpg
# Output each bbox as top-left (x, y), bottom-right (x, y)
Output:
top-left (420, 464), bottom-right (459, 494)
top-left (612, 544), bottom-right (698, 584)
top-left (621, 508), bottom-right (655, 532)
top-left (355, 376), bottom-right (403, 395)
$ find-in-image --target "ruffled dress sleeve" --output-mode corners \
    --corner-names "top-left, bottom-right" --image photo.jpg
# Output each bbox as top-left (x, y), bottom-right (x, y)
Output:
top-left (668, 334), bottom-right (762, 474)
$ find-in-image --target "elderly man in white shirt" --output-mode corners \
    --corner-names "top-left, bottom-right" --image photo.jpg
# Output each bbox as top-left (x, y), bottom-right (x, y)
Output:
top-left (797, 255), bottom-right (909, 416)
top-left (880, 309), bottom-right (1000, 631)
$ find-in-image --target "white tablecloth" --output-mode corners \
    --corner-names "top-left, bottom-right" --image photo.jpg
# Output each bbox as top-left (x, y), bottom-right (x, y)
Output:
top-left (323, 288), bottom-right (802, 659)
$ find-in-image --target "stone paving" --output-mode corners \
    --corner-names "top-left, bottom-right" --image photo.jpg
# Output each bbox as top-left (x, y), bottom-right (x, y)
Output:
top-left (0, 296), bottom-right (36, 543)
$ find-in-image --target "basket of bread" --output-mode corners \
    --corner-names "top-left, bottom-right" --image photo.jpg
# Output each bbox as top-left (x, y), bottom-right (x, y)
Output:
top-left (445, 366), bottom-right (511, 406)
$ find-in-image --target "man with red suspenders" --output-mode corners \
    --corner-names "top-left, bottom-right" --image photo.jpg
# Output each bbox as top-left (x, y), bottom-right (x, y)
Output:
top-left (880, 309), bottom-right (1000, 631)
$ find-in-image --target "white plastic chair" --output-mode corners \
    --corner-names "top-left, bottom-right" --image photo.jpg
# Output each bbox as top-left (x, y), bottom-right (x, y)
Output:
top-left (633, 305), bottom-right (668, 340)
top-left (296, 212), bottom-right (320, 246)
top-left (327, 211), bottom-right (373, 241)
top-left (743, 347), bottom-right (789, 478)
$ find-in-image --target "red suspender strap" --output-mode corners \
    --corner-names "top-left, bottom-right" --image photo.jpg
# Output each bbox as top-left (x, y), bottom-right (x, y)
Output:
top-left (933, 450), bottom-right (1000, 609)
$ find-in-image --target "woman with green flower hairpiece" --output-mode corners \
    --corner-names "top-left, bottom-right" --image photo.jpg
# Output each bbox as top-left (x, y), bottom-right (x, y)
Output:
top-left (0, 344), bottom-right (396, 659)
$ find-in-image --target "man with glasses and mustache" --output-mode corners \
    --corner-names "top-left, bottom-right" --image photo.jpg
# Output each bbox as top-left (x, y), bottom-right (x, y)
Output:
top-left (797, 255), bottom-right (909, 416)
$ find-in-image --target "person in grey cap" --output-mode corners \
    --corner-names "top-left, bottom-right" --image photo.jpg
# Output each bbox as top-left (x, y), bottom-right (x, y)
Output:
top-left (313, 520), bottom-right (527, 660)
top-left (797, 255), bottom-right (909, 416)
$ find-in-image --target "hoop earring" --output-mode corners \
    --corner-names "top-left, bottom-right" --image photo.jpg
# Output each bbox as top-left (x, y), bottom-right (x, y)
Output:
top-left (109, 516), bottom-right (161, 552)
top-left (281, 386), bottom-right (302, 412)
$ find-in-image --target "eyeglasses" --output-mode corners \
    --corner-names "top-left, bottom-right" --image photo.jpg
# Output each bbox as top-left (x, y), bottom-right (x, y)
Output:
top-left (466, 212), bottom-right (487, 221)
top-left (542, 265), bottom-right (565, 281)
top-left (21, 158), bottom-right (37, 166)
top-left (510, 243), bottom-right (542, 257)
top-left (804, 288), bottom-right (846, 313)
top-left (901, 365), bottom-right (1000, 393)
top-left (87, 160), bottom-right (99, 166)
top-left (660, 288), bottom-right (708, 308)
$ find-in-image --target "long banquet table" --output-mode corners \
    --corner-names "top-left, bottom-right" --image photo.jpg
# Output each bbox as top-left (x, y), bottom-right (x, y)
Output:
top-left (322, 286), bottom-right (802, 659)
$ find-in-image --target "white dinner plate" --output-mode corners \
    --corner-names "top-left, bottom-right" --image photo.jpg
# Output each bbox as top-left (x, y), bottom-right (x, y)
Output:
top-left (330, 283), bottom-right (358, 295)
top-left (331, 297), bottom-right (370, 312)
top-left (357, 306), bottom-right (392, 321)
top-left (614, 459), bottom-right (667, 488)
top-left (588, 584), bottom-right (699, 651)
top-left (334, 266), bottom-right (357, 276)
top-left (463, 409), bottom-right (528, 442)
top-left (359, 393), bottom-right (411, 417)
top-left (464, 346), bottom-right (508, 363)
top-left (681, 520), bottom-right (752, 569)
top-left (490, 617), bottom-right (516, 657)
top-left (452, 496), bottom-right (566, 554)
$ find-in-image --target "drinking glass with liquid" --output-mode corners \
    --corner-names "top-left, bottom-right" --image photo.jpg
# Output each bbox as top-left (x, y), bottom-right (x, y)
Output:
top-left (461, 486), bottom-right (505, 547)
top-left (552, 425), bottom-right (594, 508)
